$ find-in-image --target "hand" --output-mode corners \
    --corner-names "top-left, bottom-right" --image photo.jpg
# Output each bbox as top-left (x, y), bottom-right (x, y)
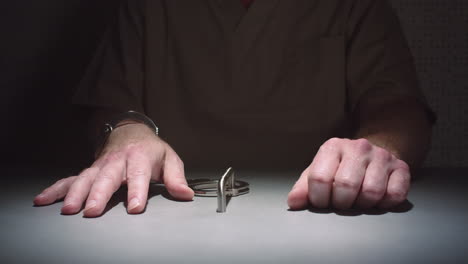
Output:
top-left (33, 123), bottom-right (194, 217)
top-left (287, 138), bottom-right (411, 210)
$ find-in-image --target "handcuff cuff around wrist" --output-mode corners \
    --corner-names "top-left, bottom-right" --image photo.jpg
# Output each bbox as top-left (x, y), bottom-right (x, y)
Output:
top-left (97, 111), bottom-right (249, 213)
top-left (95, 110), bottom-right (159, 158)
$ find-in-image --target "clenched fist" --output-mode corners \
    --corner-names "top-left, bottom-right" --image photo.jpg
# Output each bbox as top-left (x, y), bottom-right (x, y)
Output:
top-left (288, 138), bottom-right (411, 210)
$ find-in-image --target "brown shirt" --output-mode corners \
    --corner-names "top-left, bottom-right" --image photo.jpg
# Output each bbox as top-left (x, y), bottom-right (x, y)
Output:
top-left (74, 0), bottom-right (434, 169)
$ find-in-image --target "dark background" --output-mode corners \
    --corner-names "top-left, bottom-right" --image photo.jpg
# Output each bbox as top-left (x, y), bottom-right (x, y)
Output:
top-left (1, 0), bottom-right (120, 168)
top-left (1, 1), bottom-right (467, 169)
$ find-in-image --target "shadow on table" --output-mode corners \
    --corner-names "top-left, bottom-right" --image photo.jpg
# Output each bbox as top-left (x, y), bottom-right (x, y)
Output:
top-left (98, 183), bottom-right (193, 217)
top-left (33, 183), bottom-right (184, 217)
top-left (101, 184), bottom-right (168, 215)
top-left (289, 200), bottom-right (413, 216)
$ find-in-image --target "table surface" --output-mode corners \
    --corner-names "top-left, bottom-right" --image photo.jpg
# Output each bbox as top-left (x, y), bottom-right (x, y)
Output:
top-left (1, 167), bottom-right (467, 264)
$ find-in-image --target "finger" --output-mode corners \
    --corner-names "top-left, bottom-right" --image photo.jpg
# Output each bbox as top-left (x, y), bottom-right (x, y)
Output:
top-left (378, 161), bottom-right (411, 209)
top-left (332, 154), bottom-right (368, 210)
top-left (287, 171), bottom-right (309, 210)
top-left (355, 148), bottom-right (392, 209)
top-left (34, 176), bottom-right (77, 206)
top-left (307, 141), bottom-right (342, 208)
top-left (91, 156), bottom-right (108, 169)
top-left (162, 147), bottom-right (194, 201)
top-left (84, 152), bottom-right (126, 217)
top-left (61, 167), bottom-right (99, 215)
top-left (125, 151), bottom-right (152, 214)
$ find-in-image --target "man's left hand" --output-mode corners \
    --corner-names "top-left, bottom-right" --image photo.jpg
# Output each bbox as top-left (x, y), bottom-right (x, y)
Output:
top-left (287, 138), bottom-right (411, 210)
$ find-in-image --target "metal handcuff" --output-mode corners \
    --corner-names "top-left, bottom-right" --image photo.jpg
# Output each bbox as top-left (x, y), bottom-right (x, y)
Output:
top-left (99, 111), bottom-right (250, 213)
top-left (187, 167), bottom-right (250, 213)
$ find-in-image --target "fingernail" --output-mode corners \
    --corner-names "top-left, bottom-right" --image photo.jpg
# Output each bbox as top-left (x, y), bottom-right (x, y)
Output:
top-left (62, 202), bottom-right (73, 208)
top-left (61, 203), bottom-right (76, 214)
top-left (181, 185), bottom-right (193, 192)
top-left (128, 198), bottom-right (140, 211)
top-left (36, 193), bottom-right (46, 199)
top-left (182, 185), bottom-right (195, 195)
top-left (288, 199), bottom-right (305, 210)
top-left (84, 200), bottom-right (97, 212)
top-left (33, 194), bottom-right (46, 205)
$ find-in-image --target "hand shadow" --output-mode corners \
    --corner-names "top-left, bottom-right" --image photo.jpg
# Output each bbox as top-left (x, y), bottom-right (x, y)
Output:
top-left (35, 183), bottom-right (193, 218)
top-left (289, 199), bottom-right (413, 216)
top-left (160, 185), bottom-right (196, 203)
top-left (87, 183), bottom-right (176, 218)
top-left (33, 184), bottom-right (169, 217)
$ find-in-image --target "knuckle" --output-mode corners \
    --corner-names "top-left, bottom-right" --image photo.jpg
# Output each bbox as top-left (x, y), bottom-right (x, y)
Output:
top-left (43, 186), bottom-right (54, 194)
top-left (334, 178), bottom-right (361, 190)
top-left (103, 151), bottom-right (125, 163)
top-left (53, 178), bottom-right (71, 189)
top-left (89, 185), bottom-right (112, 200)
top-left (353, 138), bottom-right (372, 154)
top-left (68, 176), bottom-right (78, 182)
top-left (402, 172), bottom-right (411, 183)
top-left (361, 185), bottom-right (386, 200)
top-left (396, 173), bottom-right (411, 188)
top-left (299, 170), bottom-right (309, 180)
top-left (394, 160), bottom-right (410, 171)
top-left (309, 176), bottom-right (332, 185)
top-left (373, 148), bottom-right (393, 162)
top-left (80, 167), bottom-right (99, 179)
top-left (308, 170), bottom-right (333, 184)
top-left (98, 172), bottom-right (115, 182)
top-left (88, 190), bottom-right (106, 202)
top-left (81, 167), bottom-right (94, 176)
top-left (171, 156), bottom-right (185, 172)
top-left (76, 173), bottom-right (91, 183)
top-left (127, 168), bottom-right (148, 180)
top-left (55, 178), bottom-right (67, 185)
top-left (177, 158), bottom-right (185, 169)
top-left (96, 168), bottom-right (119, 183)
top-left (387, 188), bottom-right (407, 202)
top-left (323, 137), bottom-right (342, 149)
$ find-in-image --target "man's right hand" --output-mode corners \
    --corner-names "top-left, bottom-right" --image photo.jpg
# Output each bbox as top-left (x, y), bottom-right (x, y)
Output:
top-left (33, 123), bottom-right (194, 217)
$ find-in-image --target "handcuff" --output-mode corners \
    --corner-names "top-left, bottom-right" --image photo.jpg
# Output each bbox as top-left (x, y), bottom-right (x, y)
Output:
top-left (95, 110), bottom-right (159, 158)
top-left (98, 111), bottom-right (249, 213)
top-left (188, 167), bottom-right (250, 213)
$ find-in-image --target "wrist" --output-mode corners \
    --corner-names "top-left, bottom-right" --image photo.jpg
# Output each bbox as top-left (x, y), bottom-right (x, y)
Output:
top-left (359, 134), bottom-right (403, 160)
top-left (95, 111), bottom-right (159, 158)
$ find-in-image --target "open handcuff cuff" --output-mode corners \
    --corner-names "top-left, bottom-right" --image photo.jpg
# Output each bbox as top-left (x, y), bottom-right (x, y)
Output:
top-left (187, 167), bottom-right (249, 213)
top-left (99, 111), bottom-right (250, 213)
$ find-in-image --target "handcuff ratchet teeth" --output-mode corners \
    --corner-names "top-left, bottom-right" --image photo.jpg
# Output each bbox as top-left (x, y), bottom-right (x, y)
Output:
top-left (188, 167), bottom-right (249, 213)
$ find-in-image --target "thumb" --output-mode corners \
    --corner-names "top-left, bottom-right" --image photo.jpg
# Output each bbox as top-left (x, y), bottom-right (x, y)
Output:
top-left (287, 170), bottom-right (309, 210)
top-left (162, 147), bottom-right (194, 201)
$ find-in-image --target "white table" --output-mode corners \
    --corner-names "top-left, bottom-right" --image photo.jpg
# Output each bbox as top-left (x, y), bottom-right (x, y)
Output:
top-left (1, 168), bottom-right (467, 264)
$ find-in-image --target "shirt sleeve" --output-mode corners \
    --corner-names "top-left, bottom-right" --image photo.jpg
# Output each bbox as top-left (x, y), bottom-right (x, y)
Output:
top-left (345, 0), bottom-right (437, 125)
top-left (72, 0), bottom-right (145, 114)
